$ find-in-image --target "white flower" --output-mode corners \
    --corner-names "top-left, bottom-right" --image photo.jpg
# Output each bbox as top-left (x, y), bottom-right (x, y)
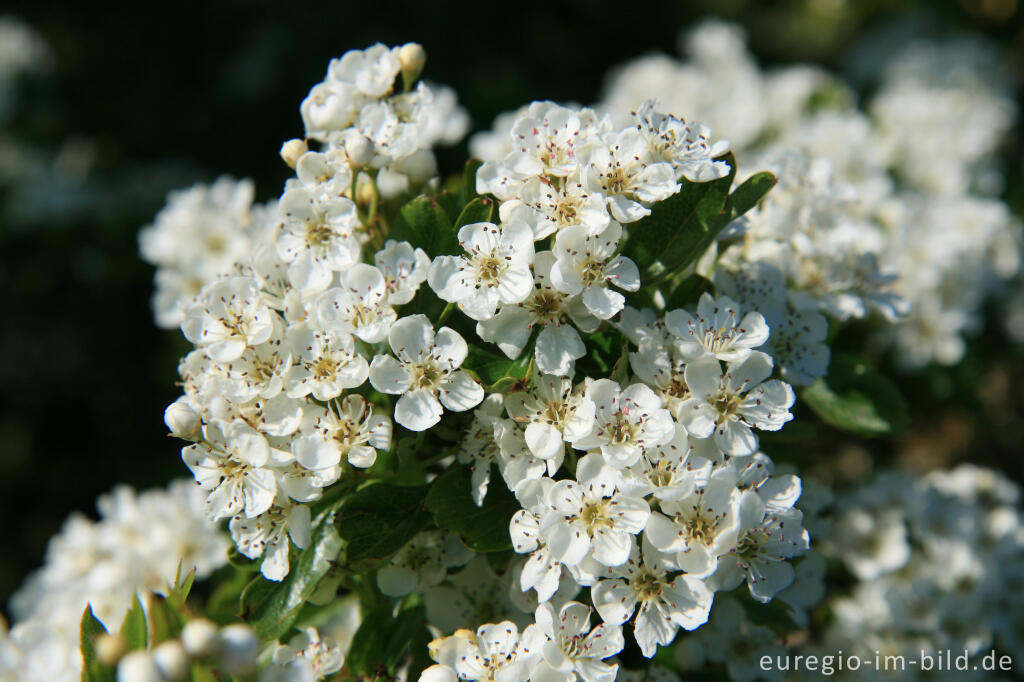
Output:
top-left (230, 501), bottom-right (312, 581)
top-left (591, 540), bottom-right (714, 657)
top-left (572, 380), bottom-right (675, 469)
top-left (181, 277), bottom-right (276, 362)
top-left (505, 371), bottom-right (596, 460)
top-left (585, 128), bottom-right (679, 223)
top-left (276, 185), bottom-right (360, 295)
top-left (763, 298), bottom-right (830, 386)
top-left (295, 395), bottom-right (392, 471)
top-left (294, 149), bottom-right (353, 202)
top-left (458, 395), bottom-right (510, 505)
top-left (644, 467), bottom-right (742, 577)
top-left (523, 601), bottom-right (624, 682)
top-left (510, 479), bottom-right (566, 602)
top-left (550, 221), bottom-right (640, 320)
top-left (377, 531), bottom-right (471, 597)
top-left (315, 263), bottom-right (397, 343)
top-left (368, 315), bottom-right (483, 431)
top-left (476, 251), bottom-right (598, 376)
top-left (633, 100), bottom-right (731, 182)
top-left (711, 478), bottom-right (809, 603)
top-left (374, 239), bottom-right (431, 305)
top-left (678, 352), bottom-right (794, 456)
top-left (183, 420), bottom-right (277, 520)
top-left (664, 292), bottom-right (770, 362)
top-left (283, 325), bottom-right (369, 401)
top-left (431, 622), bottom-right (535, 682)
top-left (507, 170), bottom-right (611, 239)
top-left (539, 453), bottom-right (650, 568)
top-left (622, 427), bottom-right (713, 502)
top-left (268, 627), bottom-right (345, 681)
top-left (428, 221), bottom-right (535, 321)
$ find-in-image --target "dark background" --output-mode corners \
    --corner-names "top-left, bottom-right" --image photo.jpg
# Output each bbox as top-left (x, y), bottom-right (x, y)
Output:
top-left (2, 0), bottom-right (1023, 612)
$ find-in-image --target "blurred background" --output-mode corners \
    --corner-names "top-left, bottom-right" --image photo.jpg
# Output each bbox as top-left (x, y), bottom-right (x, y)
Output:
top-left (2, 0), bottom-right (1023, 613)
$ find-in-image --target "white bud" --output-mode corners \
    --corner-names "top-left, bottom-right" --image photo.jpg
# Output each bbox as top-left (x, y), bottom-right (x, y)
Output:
top-left (218, 623), bottom-right (259, 675)
top-left (344, 134), bottom-right (375, 168)
top-left (397, 149), bottom-right (438, 184)
top-left (280, 138), bottom-right (308, 169)
top-left (117, 651), bottom-right (163, 682)
top-left (95, 634), bottom-right (127, 666)
top-left (398, 43), bottom-right (426, 85)
top-left (164, 399), bottom-right (200, 441)
top-left (153, 640), bottom-right (189, 681)
top-left (181, 619), bottom-right (221, 659)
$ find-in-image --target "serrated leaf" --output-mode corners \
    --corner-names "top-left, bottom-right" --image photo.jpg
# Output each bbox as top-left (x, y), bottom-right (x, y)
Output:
top-left (80, 605), bottom-right (114, 682)
top-left (248, 502), bottom-right (345, 640)
top-left (167, 561), bottom-right (196, 612)
top-left (120, 593), bottom-right (148, 651)
top-left (454, 197), bottom-right (495, 229)
top-left (726, 171), bottom-right (776, 218)
top-left (390, 196), bottom-right (459, 257)
top-left (336, 483), bottom-right (431, 566)
top-left (622, 153), bottom-right (736, 280)
top-left (801, 354), bottom-right (909, 438)
top-left (426, 465), bottom-right (518, 552)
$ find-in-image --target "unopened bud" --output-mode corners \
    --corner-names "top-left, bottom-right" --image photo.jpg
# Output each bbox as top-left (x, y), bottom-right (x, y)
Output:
top-left (398, 43), bottom-right (426, 88)
top-left (95, 633), bottom-right (127, 666)
top-left (356, 177), bottom-right (375, 206)
top-left (153, 640), bottom-right (189, 681)
top-left (117, 651), bottom-right (162, 682)
top-left (280, 138), bottom-right (308, 169)
top-left (344, 134), bottom-right (375, 168)
top-left (181, 618), bottom-right (220, 659)
top-left (164, 399), bottom-right (200, 441)
top-left (218, 623), bottom-right (259, 676)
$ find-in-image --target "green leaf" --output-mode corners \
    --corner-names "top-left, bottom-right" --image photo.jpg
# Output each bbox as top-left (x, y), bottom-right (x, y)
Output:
top-left (726, 171), bottom-right (776, 218)
top-left (454, 196), bottom-right (495, 229)
top-left (462, 158), bottom-right (483, 204)
top-left (120, 593), bottom-right (148, 651)
top-left (167, 562), bottom-right (196, 611)
top-left (426, 465), bottom-right (518, 552)
top-left (336, 482), bottom-right (431, 567)
top-left (801, 354), bottom-right (909, 438)
top-left (462, 344), bottom-right (530, 389)
top-left (390, 196), bottom-right (459, 256)
top-left (622, 153), bottom-right (736, 280)
top-left (248, 501), bottom-right (345, 640)
top-left (346, 603), bottom-right (429, 676)
top-left (146, 594), bottom-right (183, 645)
top-left (80, 605), bottom-right (114, 682)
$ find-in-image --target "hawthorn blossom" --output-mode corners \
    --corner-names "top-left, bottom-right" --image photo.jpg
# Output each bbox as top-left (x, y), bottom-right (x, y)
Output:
top-left (572, 380), bottom-right (675, 468)
top-left (294, 395), bottom-right (392, 470)
top-left (283, 325), bottom-right (369, 401)
top-left (678, 352), bottom-right (795, 456)
top-left (540, 454), bottom-right (650, 569)
top-left (550, 221), bottom-right (640, 320)
top-left (664, 292), bottom-right (770, 362)
top-left (523, 601), bottom-right (624, 682)
top-left (182, 420), bottom-right (277, 520)
top-left (276, 185), bottom-right (361, 294)
top-left (507, 170), bottom-right (611, 239)
top-left (315, 263), bottom-right (397, 343)
top-left (229, 500), bottom-right (312, 581)
top-left (591, 540), bottom-right (714, 657)
top-left (427, 220), bottom-right (535, 321)
top-left (368, 315), bottom-right (483, 430)
top-left (427, 622), bottom-right (535, 682)
top-left (505, 371), bottom-right (596, 460)
top-left (181, 277), bottom-right (276, 363)
top-left (585, 128), bottom-right (679, 223)
top-left (633, 99), bottom-right (731, 182)
top-left (374, 239), bottom-right (431, 305)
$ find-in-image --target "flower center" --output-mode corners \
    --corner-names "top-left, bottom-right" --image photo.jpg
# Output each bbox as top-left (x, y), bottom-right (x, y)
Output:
top-left (579, 499), bottom-right (614, 533)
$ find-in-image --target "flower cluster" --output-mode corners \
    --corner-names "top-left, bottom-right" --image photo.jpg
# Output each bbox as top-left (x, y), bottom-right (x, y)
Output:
top-left (1, 481), bottom-right (228, 682)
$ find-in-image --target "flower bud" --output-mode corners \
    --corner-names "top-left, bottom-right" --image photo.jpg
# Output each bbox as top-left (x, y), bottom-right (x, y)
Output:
top-left (95, 633), bottom-right (127, 666)
top-left (181, 618), bottom-right (220, 659)
top-left (164, 399), bottom-right (200, 441)
top-left (153, 640), bottom-right (189, 681)
top-left (117, 651), bottom-right (163, 682)
top-left (280, 138), bottom-right (308, 169)
top-left (344, 134), bottom-right (375, 169)
top-left (218, 623), bottom-right (259, 675)
top-left (398, 43), bottom-right (426, 88)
